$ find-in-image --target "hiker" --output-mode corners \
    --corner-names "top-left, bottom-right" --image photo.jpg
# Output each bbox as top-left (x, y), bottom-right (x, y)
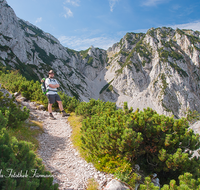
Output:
top-left (45, 70), bottom-right (70, 119)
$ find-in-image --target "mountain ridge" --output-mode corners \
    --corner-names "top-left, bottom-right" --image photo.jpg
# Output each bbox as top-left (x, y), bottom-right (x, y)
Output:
top-left (1, 0), bottom-right (200, 118)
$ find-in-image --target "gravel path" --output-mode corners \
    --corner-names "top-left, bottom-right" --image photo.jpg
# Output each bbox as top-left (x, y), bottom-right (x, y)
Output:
top-left (18, 98), bottom-right (113, 190)
top-left (16, 94), bottom-right (199, 189)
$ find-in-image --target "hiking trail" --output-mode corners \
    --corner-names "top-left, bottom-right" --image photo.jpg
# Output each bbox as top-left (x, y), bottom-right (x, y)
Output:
top-left (12, 92), bottom-right (200, 189)
top-left (16, 95), bottom-right (113, 190)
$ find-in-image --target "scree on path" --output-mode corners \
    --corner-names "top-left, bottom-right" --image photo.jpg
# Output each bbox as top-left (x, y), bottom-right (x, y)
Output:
top-left (16, 95), bottom-right (113, 190)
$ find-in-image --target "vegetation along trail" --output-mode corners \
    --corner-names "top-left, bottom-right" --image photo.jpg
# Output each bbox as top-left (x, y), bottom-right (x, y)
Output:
top-left (18, 95), bottom-right (113, 190)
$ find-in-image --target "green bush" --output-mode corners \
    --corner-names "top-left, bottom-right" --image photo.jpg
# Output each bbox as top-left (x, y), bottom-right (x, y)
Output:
top-left (140, 177), bottom-right (159, 190)
top-left (0, 92), bottom-right (29, 128)
top-left (1, 66), bottom-right (200, 189)
top-left (0, 69), bottom-right (80, 112)
top-left (58, 91), bottom-right (79, 112)
top-left (80, 105), bottom-right (200, 185)
top-left (161, 173), bottom-right (200, 190)
top-left (75, 98), bottom-right (116, 118)
top-left (0, 94), bottom-right (58, 189)
top-left (0, 126), bottom-right (58, 190)
top-left (87, 57), bottom-right (93, 65)
top-left (0, 70), bottom-right (48, 106)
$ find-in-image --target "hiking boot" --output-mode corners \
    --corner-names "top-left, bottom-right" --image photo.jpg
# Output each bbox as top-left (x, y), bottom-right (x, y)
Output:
top-left (49, 113), bottom-right (56, 120)
top-left (62, 110), bottom-right (70, 117)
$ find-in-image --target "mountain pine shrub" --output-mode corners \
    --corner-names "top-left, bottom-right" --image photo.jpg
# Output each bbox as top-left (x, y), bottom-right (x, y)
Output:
top-left (0, 94), bottom-right (58, 189)
top-left (0, 68), bottom-right (82, 114)
top-left (0, 69), bottom-right (48, 106)
top-left (80, 104), bottom-right (200, 185)
top-left (75, 98), bottom-right (116, 118)
top-left (0, 122), bottom-right (58, 189)
top-left (160, 173), bottom-right (200, 190)
top-left (1, 65), bottom-right (200, 189)
top-left (0, 91), bottom-right (29, 128)
top-left (58, 91), bottom-right (79, 112)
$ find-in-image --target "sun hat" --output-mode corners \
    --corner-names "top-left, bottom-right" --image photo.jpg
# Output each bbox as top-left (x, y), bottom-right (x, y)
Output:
top-left (48, 70), bottom-right (54, 74)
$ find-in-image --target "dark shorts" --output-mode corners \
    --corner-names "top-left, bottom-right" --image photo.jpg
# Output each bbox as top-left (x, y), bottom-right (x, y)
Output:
top-left (47, 94), bottom-right (61, 104)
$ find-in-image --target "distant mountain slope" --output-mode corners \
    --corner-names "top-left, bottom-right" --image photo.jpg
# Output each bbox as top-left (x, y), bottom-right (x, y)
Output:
top-left (0, 0), bottom-right (200, 118)
top-left (0, 0), bottom-right (107, 101)
top-left (104, 28), bottom-right (200, 118)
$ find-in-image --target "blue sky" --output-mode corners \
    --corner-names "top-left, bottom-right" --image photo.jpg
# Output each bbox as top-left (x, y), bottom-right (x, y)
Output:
top-left (6, 0), bottom-right (200, 51)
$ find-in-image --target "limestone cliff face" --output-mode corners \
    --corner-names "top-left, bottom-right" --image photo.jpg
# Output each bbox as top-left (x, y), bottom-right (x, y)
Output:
top-left (0, 0), bottom-right (107, 101)
top-left (1, 0), bottom-right (200, 118)
top-left (104, 28), bottom-right (200, 118)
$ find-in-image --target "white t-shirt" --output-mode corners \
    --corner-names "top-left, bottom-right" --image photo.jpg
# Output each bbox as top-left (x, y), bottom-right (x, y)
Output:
top-left (45, 78), bottom-right (58, 95)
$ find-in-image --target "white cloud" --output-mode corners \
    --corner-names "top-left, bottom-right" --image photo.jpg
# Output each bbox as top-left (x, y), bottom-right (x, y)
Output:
top-left (170, 20), bottom-right (200, 32)
top-left (130, 21), bottom-right (200, 34)
top-left (172, 4), bottom-right (181, 10)
top-left (35, 17), bottom-right (42, 23)
top-left (58, 35), bottom-right (117, 51)
top-left (63, 6), bottom-right (73, 18)
top-left (57, 20), bottom-right (200, 51)
top-left (64, 0), bottom-right (80, 6)
top-left (142, 0), bottom-right (170, 6)
top-left (109, 0), bottom-right (119, 12)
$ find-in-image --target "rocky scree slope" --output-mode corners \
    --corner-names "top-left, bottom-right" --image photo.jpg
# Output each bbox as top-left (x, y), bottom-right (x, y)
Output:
top-left (1, 0), bottom-right (200, 118)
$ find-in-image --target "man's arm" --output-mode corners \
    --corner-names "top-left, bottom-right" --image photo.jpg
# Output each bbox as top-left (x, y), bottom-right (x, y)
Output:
top-left (49, 84), bottom-right (59, 88)
top-left (45, 78), bottom-right (60, 88)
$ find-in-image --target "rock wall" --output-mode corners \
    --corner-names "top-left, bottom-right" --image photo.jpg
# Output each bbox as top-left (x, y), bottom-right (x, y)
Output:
top-left (1, 0), bottom-right (200, 118)
top-left (102, 28), bottom-right (200, 118)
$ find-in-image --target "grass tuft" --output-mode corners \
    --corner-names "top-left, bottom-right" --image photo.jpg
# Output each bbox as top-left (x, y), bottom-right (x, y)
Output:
top-left (67, 112), bottom-right (83, 147)
top-left (7, 120), bottom-right (44, 151)
top-left (86, 178), bottom-right (99, 190)
top-left (67, 112), bottom-right (92, 161)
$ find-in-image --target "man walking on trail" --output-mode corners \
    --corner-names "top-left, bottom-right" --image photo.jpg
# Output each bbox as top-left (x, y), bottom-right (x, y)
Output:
top-left (45, 70), bottom-right (70, 120)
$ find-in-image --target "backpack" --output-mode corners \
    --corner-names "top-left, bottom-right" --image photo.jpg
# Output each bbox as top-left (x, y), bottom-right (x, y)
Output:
top-left (41, 78), bottom-right (48, 95)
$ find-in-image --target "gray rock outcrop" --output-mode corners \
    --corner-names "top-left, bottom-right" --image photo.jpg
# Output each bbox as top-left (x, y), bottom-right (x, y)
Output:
top-left (104, 179), bottom-right (130, 190)
top-left (1, 0), bottom-right (200, 118)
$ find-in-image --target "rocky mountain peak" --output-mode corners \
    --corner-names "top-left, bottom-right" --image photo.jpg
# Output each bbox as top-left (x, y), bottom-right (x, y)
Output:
top-left (1, 1), bottom-right (200, 118)
top-left (0, 0), bottom-right (7, 6)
